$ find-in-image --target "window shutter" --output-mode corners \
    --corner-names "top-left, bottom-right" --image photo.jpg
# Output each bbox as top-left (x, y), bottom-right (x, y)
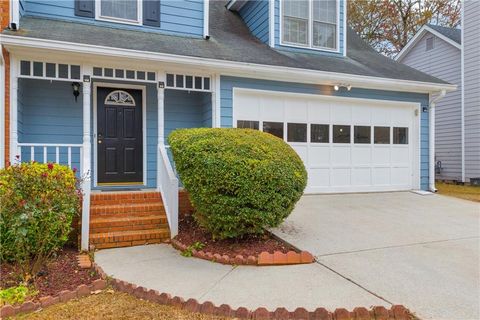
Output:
top-left (143, 0), bottom-right (160, 27)
top-left (75, 0), bottom-right (95, 18)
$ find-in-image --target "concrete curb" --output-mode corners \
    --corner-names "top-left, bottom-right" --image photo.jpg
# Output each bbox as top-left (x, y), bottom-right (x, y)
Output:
top-left (171, 238), bottom-right (314, 266)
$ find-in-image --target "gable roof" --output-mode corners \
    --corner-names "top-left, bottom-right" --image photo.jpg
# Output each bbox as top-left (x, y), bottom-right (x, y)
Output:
top-left (1, 1), bottom-right (449, 89)
top-left (396, 24), bottom-right (461, 62)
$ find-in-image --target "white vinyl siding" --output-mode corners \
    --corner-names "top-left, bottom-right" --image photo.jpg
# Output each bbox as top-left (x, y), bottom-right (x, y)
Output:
top-left (464, 1), bottom-right (480, 181)
top-left (401, 33), bottom-right (462, 181)
top-left (282, 0), bottom-right (338, 50)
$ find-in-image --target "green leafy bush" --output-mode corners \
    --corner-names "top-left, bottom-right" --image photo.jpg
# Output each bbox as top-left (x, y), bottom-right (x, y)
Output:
top-left (0, 285), bottom-right (36, 306)
top-left (0, 162), bottom-right (81, 281)
top-left (169, 128), bottom-right (307, 239)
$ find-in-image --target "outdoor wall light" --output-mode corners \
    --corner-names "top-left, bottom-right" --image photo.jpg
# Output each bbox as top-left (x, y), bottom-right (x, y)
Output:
top-left (333, 84), bottom-right (352, 91)
top-left (72, 82), bottom-right (80, 102)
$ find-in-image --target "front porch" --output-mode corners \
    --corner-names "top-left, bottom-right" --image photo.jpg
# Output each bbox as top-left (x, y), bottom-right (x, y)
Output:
top-left (9, 57), bottom-right (215, 250)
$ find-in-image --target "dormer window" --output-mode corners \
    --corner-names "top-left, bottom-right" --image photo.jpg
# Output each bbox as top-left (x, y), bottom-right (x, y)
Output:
top-left (96, 0), bottom-right (142, 25)
top-left (281, 0), bottom-right (339, 51)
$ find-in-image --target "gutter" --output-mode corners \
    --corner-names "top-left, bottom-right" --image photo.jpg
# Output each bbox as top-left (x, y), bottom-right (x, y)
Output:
top-left (429, 89), bottom-right (447, 192)
top-left (0, 35), bottom-right (457, 95)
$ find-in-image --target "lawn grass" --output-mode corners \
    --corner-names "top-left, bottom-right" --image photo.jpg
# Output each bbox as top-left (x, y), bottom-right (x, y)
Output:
top-left (14, 291), bottom-right (232, 320)
top-left (436, 182), bottom-right (480, 202)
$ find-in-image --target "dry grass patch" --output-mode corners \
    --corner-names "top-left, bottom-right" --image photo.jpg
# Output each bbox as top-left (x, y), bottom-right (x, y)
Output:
top-left (436, 182), bottom-right (480, 202)
top-left (14, 291), bottom-right (233, 320)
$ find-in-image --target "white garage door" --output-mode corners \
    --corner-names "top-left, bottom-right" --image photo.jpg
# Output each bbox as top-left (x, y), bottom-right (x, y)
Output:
top-left (233, 89), bottom-right (420, 193)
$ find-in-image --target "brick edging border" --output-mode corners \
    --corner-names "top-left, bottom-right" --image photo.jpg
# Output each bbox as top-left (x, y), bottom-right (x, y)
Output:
top-left (92, 262), bottom-right (413, 320)
top-left (0, 279), bottom-right (107, 318)
top-left (171, 239), bottom-right (314, 266)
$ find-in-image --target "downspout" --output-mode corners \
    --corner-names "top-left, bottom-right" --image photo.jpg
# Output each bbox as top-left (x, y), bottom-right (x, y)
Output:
top-left (203, 0), bottom-right (210, 40)
top-left (429, 89), bottom-right (447, 192)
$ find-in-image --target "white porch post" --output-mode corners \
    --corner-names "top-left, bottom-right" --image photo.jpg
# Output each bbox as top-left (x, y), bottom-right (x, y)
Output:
top-left (157, 72), bottom-right (165, 147)
top-left (9, 56), bottom-right (18, 164)
top-left (429, 103), bottom-right (436, 192)
top-left (214, 74), bottom-right (221, 128)
top-left (80, 67), bottom-right (92, 251)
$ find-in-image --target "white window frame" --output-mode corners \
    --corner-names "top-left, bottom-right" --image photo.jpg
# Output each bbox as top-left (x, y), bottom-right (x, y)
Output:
top-left (95, 0), bottom-right (143, 26)
top-left (280, 0), bottom-right (340, 53)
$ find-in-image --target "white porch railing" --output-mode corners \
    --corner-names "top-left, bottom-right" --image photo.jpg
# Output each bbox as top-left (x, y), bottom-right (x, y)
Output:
top-left (158, 145), bottom-right (179, 237)
top-left (17, 143), bottom-right (84, 171)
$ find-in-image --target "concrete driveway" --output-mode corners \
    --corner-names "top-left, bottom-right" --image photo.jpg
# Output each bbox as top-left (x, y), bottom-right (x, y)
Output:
top-left (272, 192), bottom-right (480, 320)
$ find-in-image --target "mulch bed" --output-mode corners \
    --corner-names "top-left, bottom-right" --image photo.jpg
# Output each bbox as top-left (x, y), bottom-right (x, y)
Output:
top-left (174, 215), bottom-right (296, 259)
top-left (0, 248), bottom-right (100, 303)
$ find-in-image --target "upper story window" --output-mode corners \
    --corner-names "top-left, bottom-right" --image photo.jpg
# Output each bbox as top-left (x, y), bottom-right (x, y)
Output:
top-left (426, 37), bottom-right (435, 51)
top-left (281, 0), bottom-right (338, 51)
top-left (97, 0), bottom-right (142, 25)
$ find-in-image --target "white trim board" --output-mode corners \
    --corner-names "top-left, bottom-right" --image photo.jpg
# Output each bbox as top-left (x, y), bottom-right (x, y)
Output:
top-left (232, 87), bottom-right (421, 192)
top-left (395, 25), bottom-right (461, 62)
top-left (1, 35), bottom-right (456, 94)
top-left (92, 82), bottom-right (147, 188)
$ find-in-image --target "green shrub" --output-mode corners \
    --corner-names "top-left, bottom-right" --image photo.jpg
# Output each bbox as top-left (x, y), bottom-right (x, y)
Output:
top-left (169, 128), bottom-right (307, 239)
top-left (0, 285), bottom-right (36, 306)
top-left (0, 162), bottom-right (81, 281)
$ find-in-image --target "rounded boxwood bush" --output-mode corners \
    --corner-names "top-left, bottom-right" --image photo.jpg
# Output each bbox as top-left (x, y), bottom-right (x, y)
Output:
top-left (0, 162), bottom-right (81, 281)
top-left (169, 128), bottom-right (307, 239)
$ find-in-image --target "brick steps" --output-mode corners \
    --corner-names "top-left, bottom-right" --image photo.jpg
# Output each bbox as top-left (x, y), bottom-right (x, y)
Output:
top-left (89, 191), bottom-right (170, 250)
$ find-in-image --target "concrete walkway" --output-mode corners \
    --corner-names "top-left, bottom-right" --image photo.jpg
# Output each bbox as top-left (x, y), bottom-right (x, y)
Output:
top-left (272, 192), bottom-right (480, 320)
top-left (96, 244), bottom-right (388, 311)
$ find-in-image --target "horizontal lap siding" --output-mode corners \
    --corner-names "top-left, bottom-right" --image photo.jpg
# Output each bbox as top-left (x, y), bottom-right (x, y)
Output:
top-left (220, 76), bottom-right (430, 190)
top-left (239, 0), bottom-right (270, 44)
top-left (274, 0), bottom-right (345, 56)
top-left (464, 1), bottom-right (480, 181)
top-left (400, 33), bottom-right (462, 180)
top-left (23, 0), bottom-right (203, 37)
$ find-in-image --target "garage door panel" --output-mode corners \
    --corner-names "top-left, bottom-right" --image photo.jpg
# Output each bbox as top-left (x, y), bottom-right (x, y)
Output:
top-left (331, 146), bottom-right (350, 166)
top-left (233, 90), bottom-right (416, 193)
top-left (352, 168), bottom-right (372, 186)
top-left (332, 168), bottom-right (351, 186)
top-left (352, 146), bottom-right (372, 165)
top-left (308, 101), bottom-right (330, 123)
top-left (372, 147), bottom-right (390, 165)
top-left (331, 104), bottom-right (352, 123)
top-left (285, 99), bottom-right (308, 122)
top-left (309, 146), bottom-right (330, 166)
top-left (372, 168), bottom-right (390, 185)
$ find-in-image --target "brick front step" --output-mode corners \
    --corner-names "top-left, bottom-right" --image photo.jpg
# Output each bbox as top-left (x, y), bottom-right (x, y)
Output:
top-left (90, 203), bottom-right (165, 217)
top-left (88, 191), bottom-right (170, 250)
top-left (89, 228), bottom-right (170, 249)
top-left (90, 215), bottom-right (168, 234)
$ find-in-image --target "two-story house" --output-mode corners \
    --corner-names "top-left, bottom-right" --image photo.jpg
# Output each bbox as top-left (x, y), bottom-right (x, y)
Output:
top-left (0, 0), bottom-right (455, 251)
top-left (396, 1), bottom-right (480, 184)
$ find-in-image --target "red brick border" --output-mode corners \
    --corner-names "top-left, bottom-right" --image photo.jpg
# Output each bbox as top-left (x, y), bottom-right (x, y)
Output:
top-left (0, 279), bottom-right (107, 318)
top-left (171, 239), bottom-right (314, 266)
top-left (93, 263), bottom-right (413, 320)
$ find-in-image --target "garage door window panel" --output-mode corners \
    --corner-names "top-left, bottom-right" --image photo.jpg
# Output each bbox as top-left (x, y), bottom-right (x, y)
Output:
top-left (374, 126), bottom-right (390, 144)
top-left (287, 123), bottom-right (307, 142)
top-left (263, 122), bottom-right (284, 139)
top-left (333, 125), bottom-right (350, 143)
top-left (354, 126), bottom-right (371, 144)
top-left (393, 127), bottom-right (408, 144)
top-left (311, 124), bottom-right (329, 143)
top-left (237, 120), bottom-right (259, 130)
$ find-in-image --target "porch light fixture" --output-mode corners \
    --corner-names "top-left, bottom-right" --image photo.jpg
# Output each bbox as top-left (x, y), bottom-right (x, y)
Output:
top-left (72, 82), bottom-right (80, 102)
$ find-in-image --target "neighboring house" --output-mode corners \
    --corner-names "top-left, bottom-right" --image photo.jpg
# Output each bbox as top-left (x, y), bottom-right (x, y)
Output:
top-left (0, 0), bottom-right (454, 250)
top-left (396, 2), bottom-right (480, 184)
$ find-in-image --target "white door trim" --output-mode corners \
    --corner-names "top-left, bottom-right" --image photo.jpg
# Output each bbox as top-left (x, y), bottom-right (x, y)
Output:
top-left (92, 82), bottom-right (147, 188)
top-left (232, 87), bottom-right (421, 192)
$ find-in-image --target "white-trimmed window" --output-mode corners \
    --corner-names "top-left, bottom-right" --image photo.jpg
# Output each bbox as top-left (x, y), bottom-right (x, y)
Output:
top-left (282, 0), bottom-right (338, 51)
top-left (96, 0), bottom-right (142, 25)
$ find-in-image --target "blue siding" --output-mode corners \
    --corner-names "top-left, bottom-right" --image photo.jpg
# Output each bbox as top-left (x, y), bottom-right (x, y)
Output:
top-left (220, 76), bottom-right (430, 190)
top-left (164, 90), bottom-right (211, 141)
top-left (274, 0), bottom-right (345, 56)
top-left (239, 0), bottom-right (270, 44)
top-left (23, 0), bottom-right (204, 37)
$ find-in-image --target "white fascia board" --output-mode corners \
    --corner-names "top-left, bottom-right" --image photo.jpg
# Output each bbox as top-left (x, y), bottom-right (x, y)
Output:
top-left (1, 35), bottom-right (456, 94)
top-left (396, 25), bottom-right (461, 62)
